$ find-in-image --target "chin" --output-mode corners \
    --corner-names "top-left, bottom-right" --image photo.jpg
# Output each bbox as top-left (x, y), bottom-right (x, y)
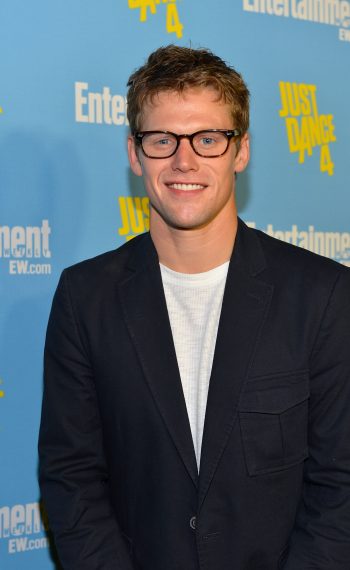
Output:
top-left (168, 216), bottom-right (212, 231)
top-left (152, 204), bottom-right (213, 231)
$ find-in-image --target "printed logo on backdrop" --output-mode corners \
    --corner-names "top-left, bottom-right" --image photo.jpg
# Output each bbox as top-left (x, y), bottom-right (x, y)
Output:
top-left (0, 220), bottom-right (52, 275)
top-left (247, 222), bottom-right (350, 266)
top-left (0, 502), bottom-right (49, 556)
top-left (75, 83), bottom-right (129, 126)
top-left (279, 82), bottom-right (336, 175)
top-left (243, 0), bottom-right (350, 42)
top-left (118, 197), bottom-right (150, 240)
top-left (128, 0), bottom-right (184, 38)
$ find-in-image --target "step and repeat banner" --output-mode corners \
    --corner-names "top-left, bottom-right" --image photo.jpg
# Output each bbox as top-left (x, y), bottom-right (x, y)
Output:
top-left (1, 1), bottom-right (349, 568)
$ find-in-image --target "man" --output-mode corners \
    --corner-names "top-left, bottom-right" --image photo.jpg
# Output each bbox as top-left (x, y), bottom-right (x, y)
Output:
top-left (39, 45), bottom-right (350, 569)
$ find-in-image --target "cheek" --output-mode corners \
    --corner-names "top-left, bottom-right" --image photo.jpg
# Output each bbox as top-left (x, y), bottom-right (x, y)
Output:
top-left (142, 168), bottom-right (162, 196)
top-left (212, 161), bottom-right (235, 185)
top-left (143, 163), bottom-right (168, 188)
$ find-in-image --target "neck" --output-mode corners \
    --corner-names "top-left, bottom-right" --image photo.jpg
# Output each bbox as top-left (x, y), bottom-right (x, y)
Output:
top-left (150, 204), bottom-right (238, 274)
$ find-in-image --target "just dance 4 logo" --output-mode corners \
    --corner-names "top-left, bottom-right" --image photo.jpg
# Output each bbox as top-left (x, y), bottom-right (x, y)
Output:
top-left (118, 196), bottom-right (150, 241)
top-left (279, 82), bottom-right (336, 175)
top-left (128, 0), bottom-right (184, 38)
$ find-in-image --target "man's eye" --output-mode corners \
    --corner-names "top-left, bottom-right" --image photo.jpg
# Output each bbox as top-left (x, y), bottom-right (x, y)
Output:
top-left (200, 137), bottom-right (216, 146)
top-left (154, 137), bottom-right (171, 145)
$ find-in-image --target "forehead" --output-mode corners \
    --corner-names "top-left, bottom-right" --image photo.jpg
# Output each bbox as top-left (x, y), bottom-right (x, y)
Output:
top-left (139, 87), bottom-right (233, 131)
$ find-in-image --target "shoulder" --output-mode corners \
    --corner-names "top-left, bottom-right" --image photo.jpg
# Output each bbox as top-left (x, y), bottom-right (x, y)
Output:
top-left (56, 233), bottom-right (156, 304)
top-left (248, 222), bottom-right (348, 278)
top-left (65, 232), bottom-right (152, 279)
top-left (238, 220), bottom-right (350, 302)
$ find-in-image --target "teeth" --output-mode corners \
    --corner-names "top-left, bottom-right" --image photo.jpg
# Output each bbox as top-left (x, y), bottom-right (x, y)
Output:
top-left (169, 183), bottom-right (205, 190)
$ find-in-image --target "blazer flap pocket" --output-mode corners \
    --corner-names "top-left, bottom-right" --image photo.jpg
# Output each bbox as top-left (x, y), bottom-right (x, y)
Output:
top-left (239, 371), bottom-right (309, 414)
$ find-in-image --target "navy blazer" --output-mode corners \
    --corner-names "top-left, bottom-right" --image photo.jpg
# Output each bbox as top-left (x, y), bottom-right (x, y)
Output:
top-left (39, 219), bottom-right (350, 570)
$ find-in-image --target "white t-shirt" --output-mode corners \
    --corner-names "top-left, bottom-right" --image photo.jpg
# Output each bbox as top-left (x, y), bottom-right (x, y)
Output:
top-left (160, 261), bottom-right (229, 468)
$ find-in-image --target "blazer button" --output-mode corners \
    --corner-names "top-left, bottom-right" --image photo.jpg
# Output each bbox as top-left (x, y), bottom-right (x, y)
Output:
top-left (190, 516), bottom-right (197, 530)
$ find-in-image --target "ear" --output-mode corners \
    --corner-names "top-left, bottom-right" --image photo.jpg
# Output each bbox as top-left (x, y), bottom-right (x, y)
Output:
top-left (128, 135), bottom-right (143, 177)
top-left (234, 133), bottom-right (250, 173)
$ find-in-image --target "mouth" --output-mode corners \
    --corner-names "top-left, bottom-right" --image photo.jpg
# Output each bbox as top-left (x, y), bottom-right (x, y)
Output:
top-left (167, 183), bottom-right (206, 191)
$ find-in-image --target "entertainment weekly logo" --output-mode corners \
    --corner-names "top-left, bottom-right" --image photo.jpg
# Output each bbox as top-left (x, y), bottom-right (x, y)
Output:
top-left (0, 220), bottom-right (52, 276)
top-left (75, 82), bottom-right (129, 126)
top-left (0, 502), bottom-right (49, 556)
top-left (243, 0), bottom-right (350, 42)
top-left (128, 0), bottom-right (184, 38)
top-left (247, 221), bottom-right (350, 266)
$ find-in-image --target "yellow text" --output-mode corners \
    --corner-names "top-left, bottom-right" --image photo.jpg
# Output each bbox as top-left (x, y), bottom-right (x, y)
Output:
top-left (118, 196), bottom-right (150, 241)
top-left (128, 0), bottom-right (183, 38)
top-left (279, 82), bottom-right (336, 175)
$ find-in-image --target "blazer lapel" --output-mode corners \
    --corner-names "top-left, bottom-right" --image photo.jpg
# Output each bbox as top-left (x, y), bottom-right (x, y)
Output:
top-left (198, 220), bottom-right (274, 508)
top-left (118, 234), bottom-right (198, 488)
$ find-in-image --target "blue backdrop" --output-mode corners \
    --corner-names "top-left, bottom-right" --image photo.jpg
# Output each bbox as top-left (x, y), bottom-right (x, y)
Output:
top-left (1, 1), bottom-right (349, 567)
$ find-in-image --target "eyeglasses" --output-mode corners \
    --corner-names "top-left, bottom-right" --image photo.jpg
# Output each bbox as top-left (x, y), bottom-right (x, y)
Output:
top-left (134, 129), bottom-right (241, 159)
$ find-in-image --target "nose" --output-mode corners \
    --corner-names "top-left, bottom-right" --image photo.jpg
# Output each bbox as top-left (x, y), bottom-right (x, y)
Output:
top-left (170, 137), bottom-right (199, 171)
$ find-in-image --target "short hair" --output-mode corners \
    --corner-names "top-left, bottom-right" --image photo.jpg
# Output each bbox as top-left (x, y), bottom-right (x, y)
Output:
top-left (126, 45), bottom-right (250, 135)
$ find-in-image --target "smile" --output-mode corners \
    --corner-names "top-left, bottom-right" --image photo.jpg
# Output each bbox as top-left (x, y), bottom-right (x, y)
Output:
top-left (167, 183), bottom-right (206, 191)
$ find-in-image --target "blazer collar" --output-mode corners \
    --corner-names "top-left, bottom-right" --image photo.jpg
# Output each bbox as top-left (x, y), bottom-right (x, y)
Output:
top-left (118, 232), bottom-right (199, 487)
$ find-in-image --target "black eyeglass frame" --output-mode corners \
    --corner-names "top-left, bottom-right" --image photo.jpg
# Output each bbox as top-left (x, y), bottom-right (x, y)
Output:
top-left (133, 129), bottom-right (241, 159)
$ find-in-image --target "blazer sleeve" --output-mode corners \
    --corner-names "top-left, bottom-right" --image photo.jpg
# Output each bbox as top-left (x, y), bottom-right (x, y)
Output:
top-left (283, 268), bottom-right (350, 569)
top-left (38, 270), bottom-right (135, 570)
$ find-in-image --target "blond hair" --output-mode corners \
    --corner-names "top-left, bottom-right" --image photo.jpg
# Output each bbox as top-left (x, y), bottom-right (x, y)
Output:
top-left (126, 45), bottom-right (250, 135)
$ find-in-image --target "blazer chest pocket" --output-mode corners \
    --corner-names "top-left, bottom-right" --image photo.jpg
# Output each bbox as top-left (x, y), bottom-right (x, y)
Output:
top-left (238, 371), bottom-right (309, 476)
